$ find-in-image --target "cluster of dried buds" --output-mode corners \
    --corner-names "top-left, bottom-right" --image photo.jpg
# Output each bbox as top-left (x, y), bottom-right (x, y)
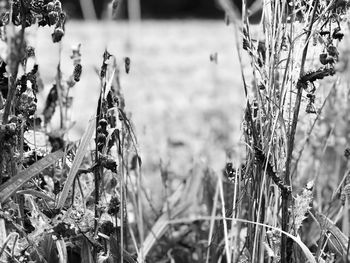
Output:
top-left (15, 64), bottom-right (38, 118)
top-left (0, 121), bottom-right (17, 149)
top-left (96, 119), bottom-right (108, 153)
top-left (303, 15), bottom-right (347, 114)
top-left (0, 0), bottom-right (65, 43)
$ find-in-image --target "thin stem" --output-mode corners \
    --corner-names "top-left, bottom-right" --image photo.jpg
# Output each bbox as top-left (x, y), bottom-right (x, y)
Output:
top-left (281, 0), bottom-right (320, 261)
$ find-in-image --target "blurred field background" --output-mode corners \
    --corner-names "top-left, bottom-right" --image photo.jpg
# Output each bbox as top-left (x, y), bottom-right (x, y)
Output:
top-left (29, 20), bottom-right (245, 206)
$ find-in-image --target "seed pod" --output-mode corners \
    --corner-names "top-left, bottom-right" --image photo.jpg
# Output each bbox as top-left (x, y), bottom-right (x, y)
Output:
top-left (43, 85), bottom-right (58, 124)
top-left (54, 1), bottom-right (62, 12)
top-left (26, 46), bottom-right (35, 58)
top-left (73, 64), bottom-right (82, 82)
top-left (52, 27), bottom-right (64, 43)
top-left (48, 11), bottom-right (59, 25)
top-left (332, 27), bottom-right (344, 41)
top-left (124, 57), bottom-right (130, 74)
top-left (327, 45), bottom-right (339, 58)
top-left (319, 53), bottom-right (328, 65)
top-left (108, 197), bottom-right (120, 216)
top-left (97, 133), bottom-right (106, 144)
top-left (47, 2), bottom-right (55, 12)
top-left (99, 119), bottom-right (108, 129)
top-left (100, 221), bottom-right (115, 236)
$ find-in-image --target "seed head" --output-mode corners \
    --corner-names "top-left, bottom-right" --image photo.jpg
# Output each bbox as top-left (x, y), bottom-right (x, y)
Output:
top-left (52, 27), bottom-right (64, 43)
top-left (73, 64), bottom-right (82, 82)
top-left (48, 11), bottom-right (59, 25)
top-left (327, 45), bottom-right (339, 58)
top-left (99, 119), bottom-right (108, 129)
top-left (46, 2), bottom-right (54, 12)
top-left (108, 197), bottom-right (120, 216)
top-left (319, 53), bottom-right (328, 65)
top-left (124, 57), bottom-right (130, 74)
top-left (100, 221), bottom-right (115, 236)
top-left (54, 1), bottom-right (62, 12)
top-left (26, 46), bottom-right (35, 58)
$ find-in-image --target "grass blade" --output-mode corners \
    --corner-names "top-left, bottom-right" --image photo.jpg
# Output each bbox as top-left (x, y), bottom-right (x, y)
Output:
top-left (0, 150), bottom-right (64, 203)
top-left (169, 216), bottom-right (317, 263)
top-left (56, 117), bottom-right (96, 209)
top-left (81, 239), bottom-right (94, 263)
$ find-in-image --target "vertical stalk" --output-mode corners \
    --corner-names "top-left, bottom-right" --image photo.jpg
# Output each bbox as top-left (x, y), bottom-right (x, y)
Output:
top-left (281, 0), bottom-right (319, 261)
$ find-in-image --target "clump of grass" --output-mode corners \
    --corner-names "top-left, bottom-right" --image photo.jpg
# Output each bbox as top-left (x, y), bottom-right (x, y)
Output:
top-left (0, 1), bottom-right (142, 262)
top-left (218, 0), bottom-right (350, 262)
top-left (0, 0), bottom-right (350, 262)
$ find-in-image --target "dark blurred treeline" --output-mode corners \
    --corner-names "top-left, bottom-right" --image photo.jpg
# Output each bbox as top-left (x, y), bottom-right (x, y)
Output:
top-left (62, 0), bottom-right (259, 19)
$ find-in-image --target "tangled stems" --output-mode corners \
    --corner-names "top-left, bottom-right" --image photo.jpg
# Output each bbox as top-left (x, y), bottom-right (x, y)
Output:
top-left (281, 0), bottom-right (320, 261)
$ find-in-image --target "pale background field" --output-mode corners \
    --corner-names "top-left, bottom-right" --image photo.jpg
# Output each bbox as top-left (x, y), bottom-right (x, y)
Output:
top-left (30, 20), bottom-right (245, 202)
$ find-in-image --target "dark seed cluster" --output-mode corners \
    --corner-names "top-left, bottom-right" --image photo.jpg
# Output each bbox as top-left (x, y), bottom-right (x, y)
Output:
top-left (43, 84), bottom-right (58, 124)
top-left (96, 118), bottom-right (108, 152)
top-left (73, 63), bottom-right (82, 82)
top-left (15, 64), bottom-right (39, 118)
top-left (100, 220), bottom-right (115, 236)
top-left (124, 57), bottom-right (131, 74)
top-left (3, 0), bottom-right (66, 43)
top-left (52, 222), bottom-right (77, 239)
top-left (108, 196), bottom-right (120, 216)
top-left (99, 154), bottom-right (118, 173)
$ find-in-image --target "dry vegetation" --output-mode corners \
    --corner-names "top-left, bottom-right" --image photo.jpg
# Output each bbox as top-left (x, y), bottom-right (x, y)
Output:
top-left (0, 0), bottom-right (350, 263)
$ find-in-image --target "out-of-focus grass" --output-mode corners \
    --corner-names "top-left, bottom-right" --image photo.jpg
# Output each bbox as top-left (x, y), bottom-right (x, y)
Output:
top-left (30, 20), bottom-right (244, 205)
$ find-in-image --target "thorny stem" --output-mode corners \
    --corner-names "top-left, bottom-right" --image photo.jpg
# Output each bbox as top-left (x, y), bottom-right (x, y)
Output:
top-left (281, 0), bottom-right (320, 261)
